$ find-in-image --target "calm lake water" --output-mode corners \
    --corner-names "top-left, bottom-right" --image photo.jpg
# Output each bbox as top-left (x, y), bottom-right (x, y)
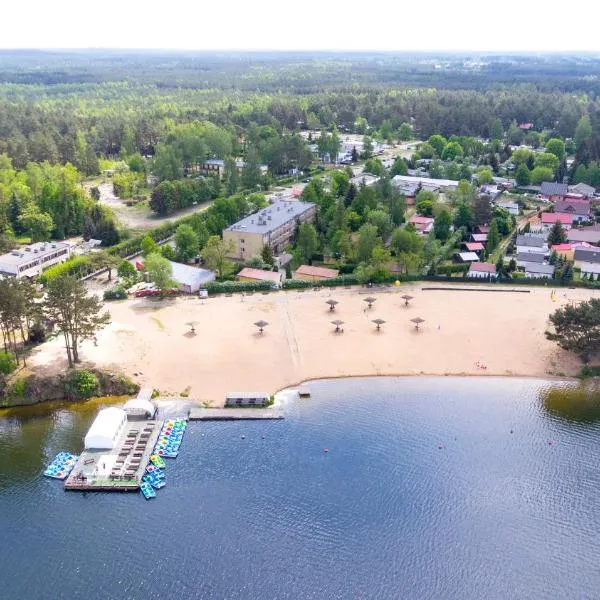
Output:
top-left (1, 377), bottom-right (599, 600)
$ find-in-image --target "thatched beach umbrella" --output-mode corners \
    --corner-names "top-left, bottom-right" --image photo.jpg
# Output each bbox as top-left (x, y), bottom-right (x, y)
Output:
top-left (254, 320), bottom-right (269, 334)
top-left (331, 319), bottom-right (345, 333)
top-left (186, 321), bottom-right (198, 335)
top-left (363, 296), bottom-right (377, 309)
top-left (401, 294), bottom-right (414, 307)
top-left (372, 318), bottom-right (386, 331)
top-left (326, 299), bottom-right (339, 312)
top-left (411, 317), bottom-right (425, 331)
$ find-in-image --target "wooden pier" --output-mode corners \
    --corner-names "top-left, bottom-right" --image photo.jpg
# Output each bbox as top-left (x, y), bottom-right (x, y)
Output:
top-left (189, 407), bottom-right (284, 421)
top-left (65, 420), bottom-right (163, 491)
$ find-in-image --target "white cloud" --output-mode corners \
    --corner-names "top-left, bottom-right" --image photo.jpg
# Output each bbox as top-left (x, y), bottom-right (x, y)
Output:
top-left (2, 0), bottom-right (600, 51)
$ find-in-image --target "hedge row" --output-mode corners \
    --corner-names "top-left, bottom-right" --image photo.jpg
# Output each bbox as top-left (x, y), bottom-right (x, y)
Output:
top-left (283, 276), bottom-right (359, 289)
top-left (204, 280), bottom-right (274, 294)
top-left (434, 264), bottom-right (469, 276)
top-left (39, 255), bottom-right (91, 284)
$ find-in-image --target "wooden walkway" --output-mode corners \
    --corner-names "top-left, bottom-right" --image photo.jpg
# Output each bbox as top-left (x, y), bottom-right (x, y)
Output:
top-left (189, 407), bottom-right (284, 420)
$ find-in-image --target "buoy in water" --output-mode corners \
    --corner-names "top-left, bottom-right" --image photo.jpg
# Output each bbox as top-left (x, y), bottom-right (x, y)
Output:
top-left (241, 435), bottom-right (246, 440)
top-left (323, 448), bottom-right (329, 453)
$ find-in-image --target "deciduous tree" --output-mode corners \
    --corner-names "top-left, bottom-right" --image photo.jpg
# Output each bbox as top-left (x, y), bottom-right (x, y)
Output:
top-left (44, 275), bottom-right (110, 367)
top-left (200, 236), bottom-right (234, 277)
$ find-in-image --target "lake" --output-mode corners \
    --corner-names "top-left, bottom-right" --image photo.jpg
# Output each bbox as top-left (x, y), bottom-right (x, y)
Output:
top-left (1, 377), bottom-right (599, 600)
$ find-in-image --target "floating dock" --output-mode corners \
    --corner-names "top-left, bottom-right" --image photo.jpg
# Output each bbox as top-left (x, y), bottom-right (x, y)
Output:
top-left (189, 407), bottom-right (284, 420)
top-left (64, 420), bottom-right (163, 491)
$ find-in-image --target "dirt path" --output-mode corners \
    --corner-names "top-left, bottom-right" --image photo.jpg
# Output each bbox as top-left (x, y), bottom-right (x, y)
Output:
top-left (96, 183), bottom-right (214, 231)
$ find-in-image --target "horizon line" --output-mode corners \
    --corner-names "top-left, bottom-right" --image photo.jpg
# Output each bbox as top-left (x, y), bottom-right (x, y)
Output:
top-left (1, 47), bottom-right (600, 55)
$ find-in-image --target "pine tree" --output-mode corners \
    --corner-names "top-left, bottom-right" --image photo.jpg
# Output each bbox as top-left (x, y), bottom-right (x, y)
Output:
top-left (548, 221), bottom-right (566, 246)
top-left (486, 220), bottom-right (500, 252)
top-left (344, 183), bottom-right (357, 207)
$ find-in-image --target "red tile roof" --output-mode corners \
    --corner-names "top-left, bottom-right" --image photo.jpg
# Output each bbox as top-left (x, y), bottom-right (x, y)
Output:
top-left (295, 265), bottom-right (339, 279)
top-left (471, 233), bottom-right (488, 242)
top-left (409, 215), bottom-right (434, 225)
top-left (541, 212), bottom-right (573, 225)
top-left (465, 242), bottom-right (485, 252)
top-left (476, 225), bottom-right (490, 234)
top-left (551, 244), bottom-right (572, 252)
top-left (469, 262), bottom-right (496, 273)
top-left (238, 268), bottom-right (282, 283)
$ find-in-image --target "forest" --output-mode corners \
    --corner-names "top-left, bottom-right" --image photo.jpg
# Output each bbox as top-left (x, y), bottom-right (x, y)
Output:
top-left (1, 50), bottom-right (600, 262)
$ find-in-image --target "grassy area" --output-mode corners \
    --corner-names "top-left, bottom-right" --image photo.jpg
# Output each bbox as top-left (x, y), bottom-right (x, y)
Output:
top-left (16, 235), bottom-right (32, 245)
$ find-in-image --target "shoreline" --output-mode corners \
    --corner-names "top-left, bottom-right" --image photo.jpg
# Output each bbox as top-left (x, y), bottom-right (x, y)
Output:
top-left (25, 283), bottom-right (595, 406)
top-left (0, 373), bottom-right (579, 417)
top-left (273, 371), bottom-right (579, 397)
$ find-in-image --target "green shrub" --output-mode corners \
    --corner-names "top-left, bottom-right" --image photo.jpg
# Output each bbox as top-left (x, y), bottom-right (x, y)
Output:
top-left (103, 285), bottom-right (128, 300)
top-left (579, 365), bottom-right (600, 379)
top-left (0, 351), bottom-right (17, 376)
top-left (10, 377), bottom-right (27, 397)
top-left (65, 369), bottom-right (99, 399)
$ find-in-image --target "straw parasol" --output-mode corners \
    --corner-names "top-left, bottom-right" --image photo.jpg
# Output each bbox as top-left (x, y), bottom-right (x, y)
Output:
top-left (411, 317), bottom-right (425, 331)
top-left (254, 320), bottom-right (269, 334)
top-left (363, 296), bottom-right (377, 309)
top-left (326, 299), bottom-right (339, 311)
top-left (186, 321), bottom-right (198, 335)
top-left (401, 294), bottom-right (414, 307)
top-left (331, 319), bottom-right (345, 333)
top-left (372, 318), bottom-right (386, 331)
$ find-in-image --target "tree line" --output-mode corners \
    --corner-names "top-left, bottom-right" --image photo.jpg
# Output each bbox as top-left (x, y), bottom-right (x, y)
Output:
top-left (0, 156), bottom-right (119, 251)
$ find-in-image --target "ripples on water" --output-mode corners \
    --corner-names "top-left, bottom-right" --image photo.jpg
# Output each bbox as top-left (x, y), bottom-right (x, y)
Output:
top-left (0, 377), bottom-right (599, 600)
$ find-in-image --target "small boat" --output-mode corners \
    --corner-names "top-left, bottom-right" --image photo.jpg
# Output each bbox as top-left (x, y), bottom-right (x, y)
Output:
top-left (43, 452), bottom-right (79, 479)
top-left (140, 482), bottom-right (156, 499)
top-left (149, 454), bottom-right (166, 469)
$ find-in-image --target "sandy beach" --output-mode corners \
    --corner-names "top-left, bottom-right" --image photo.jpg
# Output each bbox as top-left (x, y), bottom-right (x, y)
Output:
top-left (29, 283), bottom-right (596, 404)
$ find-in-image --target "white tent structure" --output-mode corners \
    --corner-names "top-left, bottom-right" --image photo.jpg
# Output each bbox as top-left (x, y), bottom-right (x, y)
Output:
top-left (123, 398), bottom-right (156, 419)
top-left (84, 407), bottom-right (127, 450)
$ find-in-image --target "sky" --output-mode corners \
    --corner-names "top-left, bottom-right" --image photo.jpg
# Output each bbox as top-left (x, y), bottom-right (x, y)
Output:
top-left (3, 0), bottom-right (600, 52)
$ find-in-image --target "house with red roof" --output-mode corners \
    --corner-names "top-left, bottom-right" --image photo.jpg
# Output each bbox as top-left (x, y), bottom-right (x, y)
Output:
top-left (541, 212), bottom-right (573, 233)
top-left (295, 264), bottom-right (339, 281)
top-left (464, 242), bottom-right (485, 252)
top-left (467, 262), bottom-right (497, 279)
top-left (471, 233), bottom-right (488, 244)
top-left (408, 215), bottom-right (434, 235)
top-left (238, 267), bottom-right (283, 287)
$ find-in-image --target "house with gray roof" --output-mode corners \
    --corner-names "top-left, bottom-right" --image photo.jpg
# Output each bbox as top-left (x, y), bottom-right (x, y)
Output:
top-left (540, 182), bottom-right (568, 201)
top-left (516, 252), bottom-right (544, 267)
top-left (569, 182), bottom-right (596, 199)
top-left (516, 233), bottom-right (548, 255)
top-left (522, 263), bottom-right (555, 278)
top-left (567, 225), bottom-right (600, 244)
top-left (555, 200), bottom-right (591, 223)
top-left (574, 247), bottom-right (600, 279)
